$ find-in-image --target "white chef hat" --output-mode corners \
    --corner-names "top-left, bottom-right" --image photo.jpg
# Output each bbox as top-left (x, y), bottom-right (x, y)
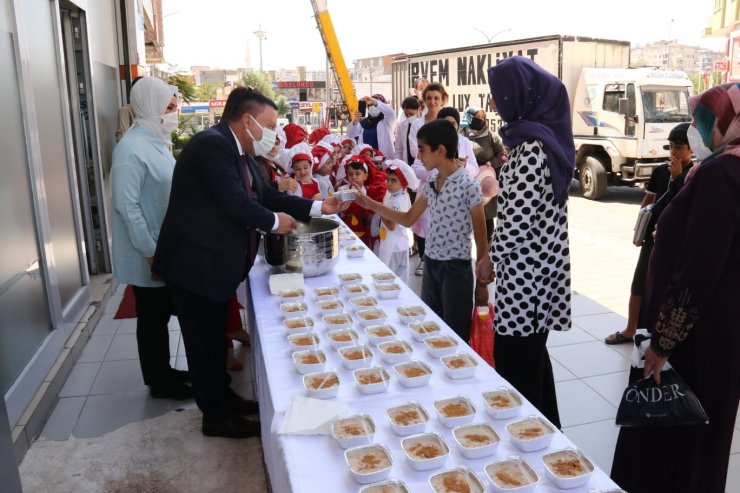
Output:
top-left (385, 159), bottom-right (419, 191)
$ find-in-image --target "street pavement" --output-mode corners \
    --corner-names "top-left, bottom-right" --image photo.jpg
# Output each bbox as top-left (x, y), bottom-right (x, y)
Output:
top-left (567, 183), bottom-right (644, 319)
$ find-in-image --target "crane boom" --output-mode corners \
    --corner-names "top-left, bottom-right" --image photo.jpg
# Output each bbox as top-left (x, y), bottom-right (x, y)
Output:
top-left (309, 0), bottom-right (358, 116)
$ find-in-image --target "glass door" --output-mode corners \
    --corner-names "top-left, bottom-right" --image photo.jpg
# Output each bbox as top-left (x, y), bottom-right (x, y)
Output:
top-left (60, 6), bottom-right (111, 275)
top-left (0, 28), bottom-right (53, 392)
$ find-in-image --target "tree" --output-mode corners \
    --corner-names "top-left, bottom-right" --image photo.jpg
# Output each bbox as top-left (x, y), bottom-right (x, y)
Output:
top-left (276, 96), bottom-right (291, 117)
top-left (194, 82), bottom-right (218, 102)
top-left (152, 63), bottom-right (196, 103)
top-left (242, 70), bottom-right (275, 100)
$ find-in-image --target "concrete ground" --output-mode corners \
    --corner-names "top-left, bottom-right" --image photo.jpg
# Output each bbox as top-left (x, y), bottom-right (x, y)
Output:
top-left (18, 183), bottom-right (740, 492)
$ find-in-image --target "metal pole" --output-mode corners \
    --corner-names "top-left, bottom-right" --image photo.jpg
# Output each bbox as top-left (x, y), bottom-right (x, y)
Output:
top-left (254, 25), bottom-right (267, 72)
top-left (326, 56), bottom-right (331, 128)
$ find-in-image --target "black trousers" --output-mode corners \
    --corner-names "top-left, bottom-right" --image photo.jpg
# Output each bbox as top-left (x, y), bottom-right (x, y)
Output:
top-left (131, 286), bottom-right (175, 386)
top-left (421, 258), bottom-right (474, 341)
top-left (413, 234), bottom-right (426, 260)
top-left (494, 331), bottom-right (562, 429)
top-left (167, 283), bottom-right (232, 422)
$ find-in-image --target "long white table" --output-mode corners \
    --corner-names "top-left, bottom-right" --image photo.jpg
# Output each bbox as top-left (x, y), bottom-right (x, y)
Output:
top-left (247, 225), bottom-right (622, 493)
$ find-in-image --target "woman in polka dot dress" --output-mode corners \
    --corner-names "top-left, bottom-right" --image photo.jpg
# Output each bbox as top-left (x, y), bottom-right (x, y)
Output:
top-left (483, 56), bottom-right (575, 428)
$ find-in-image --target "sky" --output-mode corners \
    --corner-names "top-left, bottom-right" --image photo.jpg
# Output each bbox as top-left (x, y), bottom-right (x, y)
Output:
top-left (162, 0), bottom-right (726, 72)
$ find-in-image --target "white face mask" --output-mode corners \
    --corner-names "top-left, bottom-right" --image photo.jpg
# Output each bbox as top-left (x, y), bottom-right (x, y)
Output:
top-left (161, 112), bottom-right (179, 133)
top-left (245, 114), bottom-right (278, 157)
top-left (367, 106), bottom-right (381, 118)
top-left (687, 125), bottom-right (712, 161)
top-left (405, 113), bottom-right (418, 122)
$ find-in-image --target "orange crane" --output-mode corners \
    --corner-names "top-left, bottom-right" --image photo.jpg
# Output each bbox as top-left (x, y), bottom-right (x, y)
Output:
top-left (309, 0), bottom-right (358, 118)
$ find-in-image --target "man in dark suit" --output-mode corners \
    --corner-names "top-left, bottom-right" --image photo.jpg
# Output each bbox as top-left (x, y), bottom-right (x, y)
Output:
top-left (153, 87), bottom-right (341, 438)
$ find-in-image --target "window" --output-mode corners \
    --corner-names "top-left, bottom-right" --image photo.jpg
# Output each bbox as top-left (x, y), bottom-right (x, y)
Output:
top-left (640, 86), bottom-right (690, 123)
top-left (602, 83), bottom-right (626, 112)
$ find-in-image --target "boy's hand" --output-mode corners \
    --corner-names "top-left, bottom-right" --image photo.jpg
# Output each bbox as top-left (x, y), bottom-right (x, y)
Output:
top-left (668, 156), bottom-right (683, 178)
top-left (476, 255), bottom-right (495, 284)
top-left (354, 191), bottom-right (374, 210)
top-left (277, 177), bottom-right (298, 193)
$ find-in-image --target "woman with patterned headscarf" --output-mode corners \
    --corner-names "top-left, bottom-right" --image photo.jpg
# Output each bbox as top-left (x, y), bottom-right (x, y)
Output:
top-left (481, 56), bottom-right (576, 428)
top-left (610, 84), bottom-right (740, 493)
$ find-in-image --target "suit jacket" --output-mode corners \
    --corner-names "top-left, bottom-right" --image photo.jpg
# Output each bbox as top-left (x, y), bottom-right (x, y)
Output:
top-left (153, 120), bottom-right (313, 302)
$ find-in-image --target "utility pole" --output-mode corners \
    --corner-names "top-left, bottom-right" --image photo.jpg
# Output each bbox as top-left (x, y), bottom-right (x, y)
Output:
top-left (254, 25), bottom-right (267, 72)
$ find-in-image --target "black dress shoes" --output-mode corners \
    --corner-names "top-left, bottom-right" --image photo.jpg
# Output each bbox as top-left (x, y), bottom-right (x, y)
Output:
top-left (202, 415), bottom-right (261, 438)
top-left (170, 368), bottom-right (191, 383)
top-left (149, 382), bottom-right (194, 400)
top-left (229, 395), bottom-right (259, 415)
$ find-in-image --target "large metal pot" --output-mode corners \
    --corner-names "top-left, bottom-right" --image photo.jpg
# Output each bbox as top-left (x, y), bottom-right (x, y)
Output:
top-left (263, 218), bottom-right (340, 278)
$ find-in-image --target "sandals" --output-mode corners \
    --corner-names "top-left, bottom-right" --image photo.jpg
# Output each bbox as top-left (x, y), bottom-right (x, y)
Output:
top-left (604, 331), bottom-right (633, 345)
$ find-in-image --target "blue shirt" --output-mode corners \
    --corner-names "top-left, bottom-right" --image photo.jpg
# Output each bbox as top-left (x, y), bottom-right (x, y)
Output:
top-left (111, 123), bottom-right (175, 287)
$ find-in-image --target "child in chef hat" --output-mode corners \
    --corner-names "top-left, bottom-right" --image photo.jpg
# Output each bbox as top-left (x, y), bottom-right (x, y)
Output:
top-left (377, 159), bottom-right (418, 282)
top-left (311, 141), bottom-right (336, 199)
top-left (289, 143), bottom-right (322, 200)
top-left (338, 154), bottom-right (387, 249)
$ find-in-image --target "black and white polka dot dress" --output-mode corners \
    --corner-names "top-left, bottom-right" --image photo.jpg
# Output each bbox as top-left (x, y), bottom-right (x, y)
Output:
top-left (490, 140), bottom-right (572, 335)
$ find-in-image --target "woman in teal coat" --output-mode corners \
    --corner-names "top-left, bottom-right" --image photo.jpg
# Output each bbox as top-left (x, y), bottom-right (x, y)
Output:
top-left (111, 77), bottom-right (191, 400)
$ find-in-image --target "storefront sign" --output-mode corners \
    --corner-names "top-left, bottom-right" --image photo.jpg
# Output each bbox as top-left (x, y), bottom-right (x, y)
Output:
top-left (274, 81), bottom-right (326, 89)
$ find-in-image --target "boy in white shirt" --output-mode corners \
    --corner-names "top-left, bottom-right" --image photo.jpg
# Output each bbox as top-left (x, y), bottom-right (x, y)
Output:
top-left (378, 160), bottom-right (418, 283)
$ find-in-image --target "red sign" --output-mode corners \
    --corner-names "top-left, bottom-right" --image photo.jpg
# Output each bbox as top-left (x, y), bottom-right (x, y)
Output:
top-left (209, 99), bottom-right (226, 108)
top-left (275, 81), bottom-right (326, 89)
top-left (714, 60), bottom-right (728, 72)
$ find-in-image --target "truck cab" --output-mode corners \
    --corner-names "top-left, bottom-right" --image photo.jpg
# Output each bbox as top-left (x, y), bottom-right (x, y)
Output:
top-left (571, 68), bottom-right (692, 199)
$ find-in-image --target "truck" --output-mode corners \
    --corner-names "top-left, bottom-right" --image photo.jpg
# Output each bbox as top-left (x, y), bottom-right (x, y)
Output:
top-left (391, 35), bottom-right (694, 200)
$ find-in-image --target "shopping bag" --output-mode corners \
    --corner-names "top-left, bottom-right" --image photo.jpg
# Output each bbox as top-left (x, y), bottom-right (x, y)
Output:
top-left (615, 368), bottom-right (709, 427)
top-left (469, 281), bottom-right (494, 367)
top-left (469, 304), bottom-right (495, 367)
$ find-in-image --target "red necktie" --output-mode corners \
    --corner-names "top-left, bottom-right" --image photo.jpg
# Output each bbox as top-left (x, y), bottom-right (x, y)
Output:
top-left (240, 154), bottom-right (259, 265)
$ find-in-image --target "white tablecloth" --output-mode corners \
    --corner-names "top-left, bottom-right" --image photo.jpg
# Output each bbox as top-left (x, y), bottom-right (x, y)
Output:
top-left (247, 223), bottom-right (622, 493)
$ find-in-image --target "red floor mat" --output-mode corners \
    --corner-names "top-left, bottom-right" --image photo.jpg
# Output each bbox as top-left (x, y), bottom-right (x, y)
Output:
top-left (113, 285), bottom-right (137, 319)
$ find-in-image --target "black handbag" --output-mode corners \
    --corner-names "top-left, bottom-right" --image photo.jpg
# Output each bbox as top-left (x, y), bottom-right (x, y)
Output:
top-left (616, 368), bottom-right (709, 427)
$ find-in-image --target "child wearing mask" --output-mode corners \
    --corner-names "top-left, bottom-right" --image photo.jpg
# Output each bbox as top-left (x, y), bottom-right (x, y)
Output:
top-left (378, 160), bottom-right (418, 282)
top-left (355, 120), bottom-right (490, 341)
top-left (289, 144), bottom-right (322, 200)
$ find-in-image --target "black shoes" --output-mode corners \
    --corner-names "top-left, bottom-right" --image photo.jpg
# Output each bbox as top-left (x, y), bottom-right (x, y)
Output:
top-left (170, 368), bottom-right (191, 383)
top-left (229, 395), bottom-right (259, 415)
top-left (202, 415), bottom-right (261, 438)
top-left (149, 382), bottom-right (194, 400)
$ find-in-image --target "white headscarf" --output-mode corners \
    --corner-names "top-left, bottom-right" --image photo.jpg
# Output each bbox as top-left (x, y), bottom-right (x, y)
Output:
top-left (130, 77), bottom-right (179, 143)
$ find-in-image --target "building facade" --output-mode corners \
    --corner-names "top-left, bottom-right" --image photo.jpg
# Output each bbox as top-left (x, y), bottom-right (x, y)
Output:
top-left (705, 0), bottom-right (740, 81)
top-left (631, 40), bottom-right (723, 76)
top-left (1, 0), bottom-right (155, 469)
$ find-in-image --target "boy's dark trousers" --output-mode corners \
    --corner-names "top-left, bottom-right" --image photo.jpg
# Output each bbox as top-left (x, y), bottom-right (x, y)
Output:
top-left (420, 257), bottom-right (474, 341)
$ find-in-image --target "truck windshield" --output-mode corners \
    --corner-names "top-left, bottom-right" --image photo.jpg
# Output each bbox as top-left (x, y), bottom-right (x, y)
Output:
top-left (640, 86), bottom-right (691, 123)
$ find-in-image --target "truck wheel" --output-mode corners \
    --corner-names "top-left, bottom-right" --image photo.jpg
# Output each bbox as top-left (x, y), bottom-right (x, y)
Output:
top-left (580, 156), bottom-right (607, 200)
